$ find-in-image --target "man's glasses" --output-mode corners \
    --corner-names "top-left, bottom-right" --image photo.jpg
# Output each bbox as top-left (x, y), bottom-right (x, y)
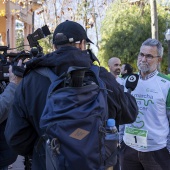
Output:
top-left (138, 52), bottom-right (159, 61)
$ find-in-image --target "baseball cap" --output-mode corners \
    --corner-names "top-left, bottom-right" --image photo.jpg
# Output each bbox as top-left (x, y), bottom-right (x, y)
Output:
top-left (53, 20), bottom-right (93, 45)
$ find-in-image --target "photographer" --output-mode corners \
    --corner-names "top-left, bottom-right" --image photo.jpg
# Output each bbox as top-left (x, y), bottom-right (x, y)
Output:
top-left (0, 60), bottom-right (22, 170)
top-left (4, 21), bottom-right (138, 170)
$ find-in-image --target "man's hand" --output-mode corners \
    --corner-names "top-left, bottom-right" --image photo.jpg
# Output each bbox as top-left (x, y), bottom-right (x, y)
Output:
top-left (9, 59), bottom-right (22, 85)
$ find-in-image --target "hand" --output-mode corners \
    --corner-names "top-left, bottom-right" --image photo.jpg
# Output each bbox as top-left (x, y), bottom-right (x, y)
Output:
top-left (9, 60), bottom-right (22, 85)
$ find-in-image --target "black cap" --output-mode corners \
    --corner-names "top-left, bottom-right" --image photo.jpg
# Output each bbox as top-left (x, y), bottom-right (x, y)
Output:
top-left (53, 20), bottom-right (93, 45)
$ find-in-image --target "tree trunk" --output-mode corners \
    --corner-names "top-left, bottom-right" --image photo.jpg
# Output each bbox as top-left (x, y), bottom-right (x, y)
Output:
top-left (150, 0), bottom-right (158, 40)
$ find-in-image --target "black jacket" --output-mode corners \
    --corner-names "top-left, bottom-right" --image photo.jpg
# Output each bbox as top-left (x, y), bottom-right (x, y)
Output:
top-left (0, 120), bottom-right (17, 168)
top-left (5, 46), bottom-right (138, 169)
top-left (0, 83), bottom-right (19, 168)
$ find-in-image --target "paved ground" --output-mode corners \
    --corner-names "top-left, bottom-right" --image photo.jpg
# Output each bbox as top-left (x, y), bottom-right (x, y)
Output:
top-left (10, 155), bottom-right (25, 170)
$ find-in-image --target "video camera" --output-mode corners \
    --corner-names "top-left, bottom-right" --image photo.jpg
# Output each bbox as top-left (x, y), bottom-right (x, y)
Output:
top-left (27, 25), bottom-right (51, 52)
top-left (0, 25), bottom-right (51, 82)
top-left (0, 49), bottom-right (30, 82)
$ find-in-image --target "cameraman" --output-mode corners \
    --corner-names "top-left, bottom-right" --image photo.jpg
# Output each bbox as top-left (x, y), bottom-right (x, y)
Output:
top-left (0, 60), bottom-right (22, 170)
top-left (4, 21), bottom-right (138, 170)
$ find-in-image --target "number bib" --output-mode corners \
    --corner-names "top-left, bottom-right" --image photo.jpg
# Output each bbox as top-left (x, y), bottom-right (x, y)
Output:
top-left (124, 127), bottom-right (148, 149)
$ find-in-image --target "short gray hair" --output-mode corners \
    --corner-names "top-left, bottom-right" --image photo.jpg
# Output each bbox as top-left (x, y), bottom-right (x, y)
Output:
top-left (142, 38), bottom-right (164, 58)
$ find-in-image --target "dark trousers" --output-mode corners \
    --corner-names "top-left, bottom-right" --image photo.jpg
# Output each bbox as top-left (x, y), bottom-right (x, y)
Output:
top-left (113, 147), bottom-right (120, 170)
top-left (120, 142), bottom-right (170, 170)
top-left (114, 156), bottom-right (120, 170)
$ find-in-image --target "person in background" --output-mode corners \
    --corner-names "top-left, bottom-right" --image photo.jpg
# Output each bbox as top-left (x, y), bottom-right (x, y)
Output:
top-left (119, 63), bottom-right (134, 88)
top-left (121, 63), bottom-right (133, 78)
top-left (120, 38), bottom-right (170, 170)
top-left (108, 57), bottom-right (122, 84)
top-left (108, 58), bottom-right (126, 170)
top-left (118, 63), bottom-right (134, 170)
top-left (0, 60), bottom-right (22, 170)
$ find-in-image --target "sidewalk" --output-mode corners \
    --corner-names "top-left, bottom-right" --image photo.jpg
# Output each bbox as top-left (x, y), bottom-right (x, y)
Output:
top-left (10, 155), bottom-right (25, 170)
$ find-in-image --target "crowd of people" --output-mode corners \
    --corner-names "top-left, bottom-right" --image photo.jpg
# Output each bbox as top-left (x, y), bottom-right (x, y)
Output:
top-left (1, 20), bottom-right (170, 170)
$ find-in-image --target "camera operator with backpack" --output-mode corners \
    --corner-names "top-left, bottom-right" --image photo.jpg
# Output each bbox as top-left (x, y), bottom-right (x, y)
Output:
top-left (0, 60), bottom-right (22, 170)
top-left (5, 21), bottom-right (138, 170)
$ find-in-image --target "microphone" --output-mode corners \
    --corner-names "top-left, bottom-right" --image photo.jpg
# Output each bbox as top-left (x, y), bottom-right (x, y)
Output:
top-left (125, 74), bottom-right (139, 93)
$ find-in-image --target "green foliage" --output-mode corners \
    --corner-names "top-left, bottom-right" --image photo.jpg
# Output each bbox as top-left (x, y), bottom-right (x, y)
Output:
top-left (98, 1), bottom-right (170, 73)
top-left (38, 34), bottom-right (53, 54)
top-left (16, 30), bottom-right (24, 51)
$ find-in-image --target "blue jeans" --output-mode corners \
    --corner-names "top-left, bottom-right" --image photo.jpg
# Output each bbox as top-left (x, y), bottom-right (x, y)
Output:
top-left (120, 142), bottom-right (170, 170)
top-left (0, 166), bottom-right (8, 170)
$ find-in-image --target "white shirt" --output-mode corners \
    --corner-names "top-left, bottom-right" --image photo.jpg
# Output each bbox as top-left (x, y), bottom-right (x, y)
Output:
top-left (123, 71), bottom-right (170, 152)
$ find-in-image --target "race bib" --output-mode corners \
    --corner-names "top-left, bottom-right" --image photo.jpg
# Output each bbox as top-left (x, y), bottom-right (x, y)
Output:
top-left (124, 127), bottom-right (148, 149)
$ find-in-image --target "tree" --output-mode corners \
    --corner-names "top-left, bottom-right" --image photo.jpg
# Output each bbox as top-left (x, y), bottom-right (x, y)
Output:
top-left (34, 0), bottom-right (114, 54)
top-left (98, 1), bottom-right (170, 73)
top-left (16, 29), bottom-right (24, 51)
top-left (38, 34), bottom-right (53, 54)
top-left (150, 0), bottom-right (158, 39)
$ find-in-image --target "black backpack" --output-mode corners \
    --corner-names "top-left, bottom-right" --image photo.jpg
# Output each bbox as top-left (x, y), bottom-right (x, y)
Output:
top-left (38, 64), bottom-right (118, 170)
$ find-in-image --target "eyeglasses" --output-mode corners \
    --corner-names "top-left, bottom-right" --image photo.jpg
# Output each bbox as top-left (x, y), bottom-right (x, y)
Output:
top-left (138, 52), bottom-right (159, 61)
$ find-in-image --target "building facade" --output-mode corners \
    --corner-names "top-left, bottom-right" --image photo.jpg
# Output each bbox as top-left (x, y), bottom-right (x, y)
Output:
top-left (0, 0), bottom-right (41, 51)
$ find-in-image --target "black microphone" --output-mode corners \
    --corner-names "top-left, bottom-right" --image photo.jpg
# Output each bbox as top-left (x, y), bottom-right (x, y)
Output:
top-left (125, 74), bottom-right (139, 93)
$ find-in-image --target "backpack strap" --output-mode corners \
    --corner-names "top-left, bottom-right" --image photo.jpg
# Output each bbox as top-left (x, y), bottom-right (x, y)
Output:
top-left (91, 65), bottom-right (108, 91)
top-left (35, 67), bottom-right (58, 82)
top-left (91, 64), bottom-right (99, 77)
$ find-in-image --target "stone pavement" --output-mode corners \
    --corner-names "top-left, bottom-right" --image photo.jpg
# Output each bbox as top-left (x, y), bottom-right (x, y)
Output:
top-left (10, 155), bottom-right (25, 170)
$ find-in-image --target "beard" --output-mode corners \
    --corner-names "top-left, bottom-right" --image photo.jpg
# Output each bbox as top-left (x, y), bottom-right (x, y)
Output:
top-left (137, 61), bottom-right (157, 74)
top-left (137, 62), bottom-right (149, 73)
top-left (115, 69), bottom-right (120, 75)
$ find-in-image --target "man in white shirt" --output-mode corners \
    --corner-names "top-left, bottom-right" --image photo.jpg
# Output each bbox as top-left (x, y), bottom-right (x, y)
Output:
top-left (120, 38), bottom-right (170, 170)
